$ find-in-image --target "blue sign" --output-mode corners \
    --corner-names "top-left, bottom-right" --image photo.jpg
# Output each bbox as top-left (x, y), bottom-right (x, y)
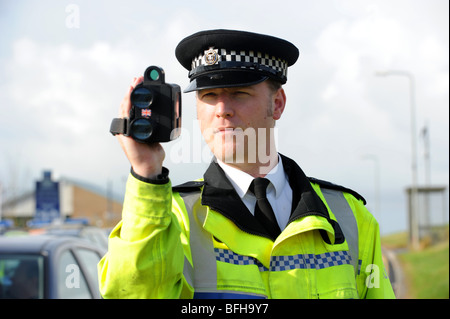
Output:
top-left (35, 171), bottom-right (60, 222)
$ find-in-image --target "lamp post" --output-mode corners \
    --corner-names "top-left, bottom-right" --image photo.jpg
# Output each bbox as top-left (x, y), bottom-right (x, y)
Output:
top-left (375, 70), bottom-right (419, 249)
top-left (0, 182), bottom-right (3, 222)
top-left (362, 154), bottom-right (381, 231)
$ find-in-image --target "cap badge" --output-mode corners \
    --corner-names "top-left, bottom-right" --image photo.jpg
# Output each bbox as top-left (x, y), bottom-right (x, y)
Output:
top-left (204, 47), bottom-right (219, 65)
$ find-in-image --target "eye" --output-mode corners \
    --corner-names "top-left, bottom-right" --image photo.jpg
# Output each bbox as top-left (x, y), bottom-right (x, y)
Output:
top-left (199, 91), bottom-right (217, 99)
top-left (233, 90), bottom-right (250, 97)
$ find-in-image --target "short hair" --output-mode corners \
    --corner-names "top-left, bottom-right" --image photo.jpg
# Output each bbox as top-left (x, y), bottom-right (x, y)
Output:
top-left (266, 79), bottom-right (282, 94)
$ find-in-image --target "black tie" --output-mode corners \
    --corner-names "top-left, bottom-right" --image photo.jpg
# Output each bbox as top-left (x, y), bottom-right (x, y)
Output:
top-left (249, 177), bottom-right (281, 240)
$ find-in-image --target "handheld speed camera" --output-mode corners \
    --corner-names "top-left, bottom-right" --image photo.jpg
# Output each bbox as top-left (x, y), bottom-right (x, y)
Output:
top-left (110, 66), bottom-right (182, 143)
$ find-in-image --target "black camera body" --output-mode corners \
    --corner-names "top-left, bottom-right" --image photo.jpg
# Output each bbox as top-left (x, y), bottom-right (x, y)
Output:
top-left (110, 66), bottom-right (182, 143)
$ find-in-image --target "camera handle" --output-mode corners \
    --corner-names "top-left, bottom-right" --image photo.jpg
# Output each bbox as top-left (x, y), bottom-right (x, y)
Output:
top-left (110, 118), bottom-right (129, 136)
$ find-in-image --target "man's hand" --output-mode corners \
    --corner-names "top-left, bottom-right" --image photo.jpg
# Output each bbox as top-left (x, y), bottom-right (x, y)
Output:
top-left (116, 76), bottom-right (165, 179)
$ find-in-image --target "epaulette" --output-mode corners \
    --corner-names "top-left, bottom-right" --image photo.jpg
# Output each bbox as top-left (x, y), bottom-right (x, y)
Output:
top-left (308, 177), bottom-right (366, 205)
top-left (172, 180), bottom-right (205, 193)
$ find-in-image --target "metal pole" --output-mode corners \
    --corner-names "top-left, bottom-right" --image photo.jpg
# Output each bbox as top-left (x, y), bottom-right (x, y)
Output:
top-left (362, 154), bottom-right (381, 230)
top-left (376, 70), bottom-right (420, 249)
top-left (0, 182), bottom-right (3, 222)
top-left (422, 124), bottom-right (431, 234)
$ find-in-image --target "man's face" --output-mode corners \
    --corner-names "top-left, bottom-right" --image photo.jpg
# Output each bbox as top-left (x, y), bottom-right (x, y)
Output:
top-left (196, 81), bottom-right (285, 164)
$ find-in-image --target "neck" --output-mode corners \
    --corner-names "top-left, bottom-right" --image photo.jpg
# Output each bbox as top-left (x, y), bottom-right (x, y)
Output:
top-left (218, 151), bottom-right (279, 178)
top-left (214, 126), bottom-right (279, 177)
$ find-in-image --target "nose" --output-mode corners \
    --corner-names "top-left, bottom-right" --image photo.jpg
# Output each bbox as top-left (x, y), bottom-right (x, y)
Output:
top-left (215, 95), bottom-right (234, 118)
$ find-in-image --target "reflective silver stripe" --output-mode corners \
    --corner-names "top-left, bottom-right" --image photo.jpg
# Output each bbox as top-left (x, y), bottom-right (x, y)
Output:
top-left (321, 188), bottom-right (359, 275)
top-left (178, 192), bottom-right (218, 293)
top-left (183, 255), bottom-right (194, 288)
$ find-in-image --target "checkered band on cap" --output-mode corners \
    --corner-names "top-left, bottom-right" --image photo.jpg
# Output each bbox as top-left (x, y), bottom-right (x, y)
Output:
top-left (191, 48), bottom-right (289, 79)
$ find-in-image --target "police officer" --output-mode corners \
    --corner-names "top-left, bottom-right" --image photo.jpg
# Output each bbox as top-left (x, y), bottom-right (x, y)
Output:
top-left (99, 29), bottom-right (395, 299)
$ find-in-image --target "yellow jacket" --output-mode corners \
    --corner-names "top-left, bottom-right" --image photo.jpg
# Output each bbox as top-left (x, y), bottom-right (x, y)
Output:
top-left (98, 155), bottom-right (395, 299)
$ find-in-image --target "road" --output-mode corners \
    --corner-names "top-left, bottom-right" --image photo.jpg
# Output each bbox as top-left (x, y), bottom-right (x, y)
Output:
top-left (382, 247), bottom-right (407, 298)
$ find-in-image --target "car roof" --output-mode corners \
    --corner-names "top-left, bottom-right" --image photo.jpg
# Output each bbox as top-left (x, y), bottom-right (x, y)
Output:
top-left (0, 234), bottom-right (101, 255)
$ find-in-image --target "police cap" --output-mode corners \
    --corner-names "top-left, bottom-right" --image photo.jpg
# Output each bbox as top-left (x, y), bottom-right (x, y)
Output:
top-left (175, 29), bottom-right (299, 92)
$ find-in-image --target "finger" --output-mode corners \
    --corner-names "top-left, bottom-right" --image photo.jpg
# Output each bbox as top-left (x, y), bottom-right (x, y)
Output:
top-left (134, 75), bottom-right (144, 87)
top-left (118, 75), bottom-right (145, 119)
top-left (118, 77), bottom-right (138, 118)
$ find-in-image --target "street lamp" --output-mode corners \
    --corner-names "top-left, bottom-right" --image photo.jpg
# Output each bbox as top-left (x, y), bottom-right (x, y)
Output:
top-left (362, 154), bottom-right (381, 230)
top-left (375, 70), bottom-right (419, 249)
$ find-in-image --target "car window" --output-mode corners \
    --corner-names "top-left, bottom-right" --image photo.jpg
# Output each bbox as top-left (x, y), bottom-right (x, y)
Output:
top-left (0, 255), bottom-right (44, 299)
top-left (74, 248), bottom-right (101, 297)
top-left (57, 250), bottom-right (91, 299)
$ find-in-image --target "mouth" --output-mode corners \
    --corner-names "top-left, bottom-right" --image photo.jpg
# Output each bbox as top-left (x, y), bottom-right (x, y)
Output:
top-left (213, 127), bottom-right (237, 134)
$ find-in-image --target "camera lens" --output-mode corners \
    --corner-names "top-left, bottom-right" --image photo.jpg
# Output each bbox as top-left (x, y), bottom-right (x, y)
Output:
top-left (131, 87), bottom-right (153, 108)
top-left (131, 118), bottom-right (153, 141)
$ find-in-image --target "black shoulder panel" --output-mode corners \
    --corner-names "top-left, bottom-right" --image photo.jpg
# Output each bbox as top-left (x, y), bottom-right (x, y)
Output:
top-left (172, 181), bottom-right (205, 193)
top-left (308, 177), bottom-right (366, 205)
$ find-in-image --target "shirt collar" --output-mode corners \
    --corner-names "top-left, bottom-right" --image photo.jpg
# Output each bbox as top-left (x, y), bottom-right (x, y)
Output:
top-left (201, 154), bottom-right (335, 242)
top-left (217, 154), bottom-right (286, 199)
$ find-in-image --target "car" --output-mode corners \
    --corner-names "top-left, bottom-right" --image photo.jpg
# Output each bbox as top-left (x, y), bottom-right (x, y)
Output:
top-left (26, 219), bottom-right (109, 252)
top-left (45, 226), bottom-right (109, 252)
top-left (0, 235), bottom-right (105, 299)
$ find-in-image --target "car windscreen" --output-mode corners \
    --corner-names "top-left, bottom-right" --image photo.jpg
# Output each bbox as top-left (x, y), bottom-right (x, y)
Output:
top-left (0, 255), bottom-right (45, 299)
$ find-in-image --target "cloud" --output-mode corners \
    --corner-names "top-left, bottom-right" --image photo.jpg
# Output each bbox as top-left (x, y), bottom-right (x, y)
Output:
top-left (0, 0), bottom-right (447, 235)
top-left (277, 2), bottom-right (448, 235)
top-left (0, 38), bottom-right (144, 185)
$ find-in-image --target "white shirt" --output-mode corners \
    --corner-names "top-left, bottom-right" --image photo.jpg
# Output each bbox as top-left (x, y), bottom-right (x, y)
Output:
top-left (217, 155), bottom-right (293, 231)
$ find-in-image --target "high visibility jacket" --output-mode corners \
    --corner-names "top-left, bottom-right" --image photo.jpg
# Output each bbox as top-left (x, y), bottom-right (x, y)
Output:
top-left (98, 154), bottom-right (395, 299)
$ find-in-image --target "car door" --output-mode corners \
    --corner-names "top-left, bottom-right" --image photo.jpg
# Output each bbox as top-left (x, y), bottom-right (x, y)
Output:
top-left (57, 248), bottom-right (93, 299)
top-left (71, 246), bottom-right (102, 299)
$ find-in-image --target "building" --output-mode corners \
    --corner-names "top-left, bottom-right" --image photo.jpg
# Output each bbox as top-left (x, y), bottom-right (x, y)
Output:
top-left (1, 176), bottom-right (123, 229)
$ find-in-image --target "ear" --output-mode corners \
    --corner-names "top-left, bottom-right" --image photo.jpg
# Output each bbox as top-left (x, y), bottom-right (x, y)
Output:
top-left (272, 88), bottom-right (286, 120)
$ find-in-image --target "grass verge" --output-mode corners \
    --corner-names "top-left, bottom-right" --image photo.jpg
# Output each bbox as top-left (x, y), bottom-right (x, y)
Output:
top-left (398, 240), bottom-right (449, 299)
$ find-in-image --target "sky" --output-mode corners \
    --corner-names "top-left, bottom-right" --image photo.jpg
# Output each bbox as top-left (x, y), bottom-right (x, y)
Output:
top-left (0, 0), bottom-right (448, 235)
